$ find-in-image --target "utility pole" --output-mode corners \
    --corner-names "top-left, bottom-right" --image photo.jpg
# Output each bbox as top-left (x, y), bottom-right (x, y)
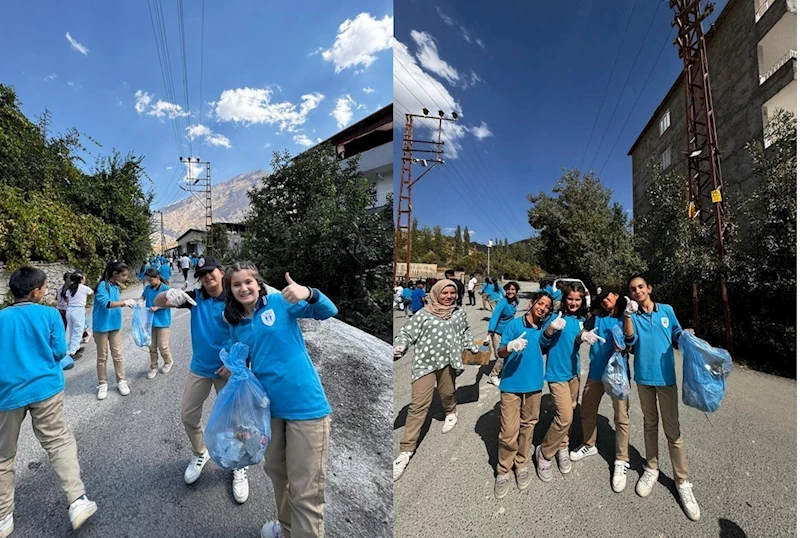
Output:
top-left (487, 240), bottom-right (492, 277)
top-left (670, 0), bottom-right (734, 353)
top-left (151, 211), bottom-right (166, 256)
top-left (179, 157), bottom-right (213, 256)
top-left (393, 108), bottom-right (458, 285)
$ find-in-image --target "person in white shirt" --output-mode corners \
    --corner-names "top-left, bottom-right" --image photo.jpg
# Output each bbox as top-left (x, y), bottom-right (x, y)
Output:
top-left (180, 255), bottom-right (191, 282)
top-left (467, 274), bottom-right (478, 306)
top-left (62, 272), bottom-right (94, 360)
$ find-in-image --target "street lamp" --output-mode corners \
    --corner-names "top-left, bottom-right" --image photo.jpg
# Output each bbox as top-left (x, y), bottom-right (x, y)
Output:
top-left (487, 240), bottom-right (492, 276)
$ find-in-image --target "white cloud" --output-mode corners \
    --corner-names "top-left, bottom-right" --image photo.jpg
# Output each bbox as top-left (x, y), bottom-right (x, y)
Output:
top-left (317, 137), bottom-right (322, 143)
top-left (115, 97), bottom-right (123, 107)
top-left (309, 46), bottom-right (324, 57)
top-left (467, 70), bottom-right (483, 87)
top-left (148, 100), bottom-right (190, 119)
top-left (44, 73), bottom-right (57, 81)
top-left (444, 227), bottom-right (456, 234)
top-left (134, 90), bottom-right (152, 113)
top-left (469, 121), bottom-right (493, 140)
top-left (322, 13), bottom-right (393, 73)
top-left (293, 134), bottom-right (314, 147)
top-left (186, 124), bottom-right (212, 141)
top-left (186, 124), bottom-right (231, 149)
top-left (214, 88), bottom-right (324, 132)
top-left (264, 142), bottom-right (271, 148)
top-left (183, 161), bottom-right (205, 182)
top-left (206, 133), bottom-right (231, 148)
top-left (331, 95), bottom-right (357, 128)
top-left (458, 26), bottom-right (472, 44)
top-left (410, 30), bottom-right (460, 85)
top-left (436, 6), bottom-right (454, 27)
top-left (476, 39), bottom-right (486, 49)
top-left (65, 32), bottom-right (89, 55)
top-left (433, 7), bottom-right (484, 48)
top-left (362, 87), bottom-right (376, 94)
top-left (468, 230), bottom-right (477, 238)
top-left (166, 166), bottom-right (173, 170)
top-left (68, 81), bottom-right (76, 87)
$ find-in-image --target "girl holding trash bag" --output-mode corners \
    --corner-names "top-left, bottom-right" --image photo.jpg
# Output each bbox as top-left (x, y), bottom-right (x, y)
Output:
top-left (152, 256), bottom-right (251, 505)
top-left (492, 291), bottom-right (553, 500)
top-left (392, 280), bottom-right (481, 482)
top-left (623, 275), bottom-right (700, 521)
top-left (93, 261), bottom-right (136, 401)
top-left (141, 267), bottom-right (173, 379)
top-left (485, 281), bottom-right (521, 387)
top-left (534, 282), bottom-right (588, 482)
top-left (222, 262), bottom-right (337, 538)
top-left (569, 286), bottom-right (633, 493)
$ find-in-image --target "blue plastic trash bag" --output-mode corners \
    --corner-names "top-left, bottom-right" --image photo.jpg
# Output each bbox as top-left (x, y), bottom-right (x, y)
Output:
top-left (602, 351), bottom-right (630, 400)
top-left (679, 331), bottom-right (733, 412)
top-left (205, 342), bottom-right (271, 470)
top-left (131, 301), bottom-right (153, 348)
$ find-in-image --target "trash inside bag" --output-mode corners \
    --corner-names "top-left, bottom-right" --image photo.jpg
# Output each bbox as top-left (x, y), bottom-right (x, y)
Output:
top-left (602, 351), bottom-right (630, 400)
top-left (205, 342), bottom-right (271, 469)
top-left (679, 331), bottom-right (732, 412)
top-left (131, 301), bottom-right (153, 348)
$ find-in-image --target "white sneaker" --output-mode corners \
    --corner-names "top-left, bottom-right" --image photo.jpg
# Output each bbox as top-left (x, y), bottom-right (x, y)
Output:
top-left (96, 384), bottom-right (108, 400)
top-left (569, 444), bottom-right (598, 461)
top-left (636, 467), bottom-right (660, 497)
top-left (261, 521), bottom-right (284, 538)
top-left (184, 452), bottom-right (210, 484)
top-left (442, 412), bottom-right (458, 434)
top-left (556, 448), bottom-right (572, 474)
top-left (488, 375), bottom-right (501, 386)
top-left (678, 481), bottom-right (701, 521)
top-left (393, 451), bottom-right (413, 481)
top-left (612, 460), bottom-right (630, 493)
top-left (0, 512), bottom-right (13, 538)
top-left (146, 368), bottom-right (158, 379)
top-left (160, 362), bottom-right (173, 374)
top-left (117, 380), bottom-right (130, 396)
top-left (232, 468), bottom-right (249, 503)
top-left (68, 495), bottom-right (97, 530)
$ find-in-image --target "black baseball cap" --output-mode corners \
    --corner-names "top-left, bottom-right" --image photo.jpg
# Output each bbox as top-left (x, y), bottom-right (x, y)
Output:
top-left (194, 256), bottom-right (223, 277)
top-left (594, 285), bottom-right (617, 304)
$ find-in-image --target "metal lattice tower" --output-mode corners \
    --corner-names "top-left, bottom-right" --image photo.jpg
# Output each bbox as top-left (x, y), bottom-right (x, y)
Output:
top-left (670, 0), bottom-right (733, 352)
top-left (179, 157), bottom-right (213, 256)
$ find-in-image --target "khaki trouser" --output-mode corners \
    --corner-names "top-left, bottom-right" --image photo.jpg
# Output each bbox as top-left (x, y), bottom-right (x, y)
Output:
top-left (264, 416), bottom-right (330, 538)
top-left (400, 367), bottom-right (457, 453)
top-left (149, 327), bottom-right (173, 370)
top-left (0, 392), bottom-right (85, 518)
top-left (488, 333), bottom-right (503, 376)
top-left (181, 371), bottom-right (227, 456)
top-left (580, 379), bottom-right (630, 462)
top-left (95, 330), bottom-right (125, 384)
top-left (497, 391), bottom-right (542, 475)
top-left (541, 377), bottom-right (580, 459)
top-left (637, 384), bottom-right (689, 483)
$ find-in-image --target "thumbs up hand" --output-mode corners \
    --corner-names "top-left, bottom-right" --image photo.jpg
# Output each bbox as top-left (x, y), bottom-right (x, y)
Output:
top-left (549, 312), bottom-right (566, 331)
top-left (281, 272), bottom-right (312, 304)
top-left (508, 331), bottom-right (528, 353)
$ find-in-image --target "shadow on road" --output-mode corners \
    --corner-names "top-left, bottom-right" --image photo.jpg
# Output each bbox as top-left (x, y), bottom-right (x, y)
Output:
top-left (719, 519), bottom-right (748, 537)
top-left (475, 401), bottom-right (501, 473)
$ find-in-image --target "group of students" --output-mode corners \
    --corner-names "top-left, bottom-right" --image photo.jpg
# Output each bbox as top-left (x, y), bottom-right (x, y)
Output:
top-left (392, 275), bottom-right (702, 522)
top-left (0, 256), bottom-right (337, 538)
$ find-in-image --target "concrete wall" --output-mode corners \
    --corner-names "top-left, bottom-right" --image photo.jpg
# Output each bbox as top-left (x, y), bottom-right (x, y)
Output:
top-left (0, 261), bottom-right (76, 305)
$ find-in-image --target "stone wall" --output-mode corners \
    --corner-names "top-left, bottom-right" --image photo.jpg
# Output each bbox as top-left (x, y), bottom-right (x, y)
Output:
top-left (0, 261), bottom-right (76, 305)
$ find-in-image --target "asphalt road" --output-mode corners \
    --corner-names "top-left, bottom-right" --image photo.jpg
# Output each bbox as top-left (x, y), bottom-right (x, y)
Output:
top-left (392, 281), bottom-right (797, 538)
top-left (9, 270), bottom-right (390, 538)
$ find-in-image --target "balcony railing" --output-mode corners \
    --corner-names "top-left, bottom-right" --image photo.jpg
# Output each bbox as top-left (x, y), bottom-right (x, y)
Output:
top-left (755, 0), bottom-right (776, 21)
top-left (759, 50), bottom-right (797, 84)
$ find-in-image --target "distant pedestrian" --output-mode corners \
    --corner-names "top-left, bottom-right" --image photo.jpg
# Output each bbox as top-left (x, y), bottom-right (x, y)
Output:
top-left (401, 283), bottom-right (413, 317)
top-left (487, 278), bottom-right (504, 311)
top-left (410, 280), bottom-right (427, 314)
top-left (63, 272), bottom-right (93, 364)
top-left (467, 274), bottom-right (478, 306)
top-left (55, 272), bottom-right (71, 329)
top-left (480, 277), bottom-right (491, 310)
top-left (141, 268), bottom-right (174, 379)
top-left (180, 254), bottom-right (190, 281)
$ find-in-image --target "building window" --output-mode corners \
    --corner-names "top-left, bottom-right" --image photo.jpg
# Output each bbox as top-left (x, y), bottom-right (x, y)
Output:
top-left (659, 110), bottom-right (671, 136)
top-left (660, 147), bottom-right (672, 171)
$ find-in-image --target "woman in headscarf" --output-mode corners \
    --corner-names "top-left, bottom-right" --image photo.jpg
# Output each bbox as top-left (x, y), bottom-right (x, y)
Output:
top-left (392, 279), bottom-right (480, 481)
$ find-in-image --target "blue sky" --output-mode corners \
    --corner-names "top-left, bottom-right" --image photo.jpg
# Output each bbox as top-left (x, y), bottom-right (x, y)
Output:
top-left (393, 0), bottom-right (727, 244)
top-left (1, 0), bottom-right (392, 209)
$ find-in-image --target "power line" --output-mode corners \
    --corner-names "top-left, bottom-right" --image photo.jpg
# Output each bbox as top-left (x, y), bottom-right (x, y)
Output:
top-left (177, 0), bottom-right (193, 156)
top-left (578, 1), bottom-right (637, 172)
top-left (199, 0), bottom-right (205, 129)
top-left (588, 0), bottom-right (664, 171)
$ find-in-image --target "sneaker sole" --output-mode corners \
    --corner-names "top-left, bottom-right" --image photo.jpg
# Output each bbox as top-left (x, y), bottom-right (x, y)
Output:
top-left (70, 503), bottom-right (97, 530)
top-left (234, 493), bottom-right (249, 504)
top-left (0, 523), bottom-right (13, 538)
top-left (516, 476), bottom-right (533, 491)
top-left (612, 481), bottom-right (626, 493)
top-left (636, 485), bottom-right (654, 498)
top-left (494, 486), bottom-right (510, 500)
top-left (683, 507), bottom-right (701, 521)
top-left (569, 450), bottom-right (597, 462)
top-left (558, 462), bottom-right (572, 474)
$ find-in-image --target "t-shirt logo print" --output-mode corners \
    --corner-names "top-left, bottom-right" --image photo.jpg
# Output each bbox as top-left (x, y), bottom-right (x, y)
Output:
top-left (260, 309), bottom-right (275, 327)
top-left (661, 317), bottom-right (669, 328)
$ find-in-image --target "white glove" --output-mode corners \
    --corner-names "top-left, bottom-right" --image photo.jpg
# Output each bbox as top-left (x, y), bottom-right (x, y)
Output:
top-left (623, 297), bottom-right (639, 317)
top-left (393, 345), bottom-right (406, 358)
top-left (124, 299), bottom-right (136, 308)
top-left (281, 272), bottom-right (312, 304)
top-left (549, 312), bottom-right (566, 331)
top-left (166, 288), bottom-right (197, 307)
top-left (507, 331), bottom-right (528, 353)
top-left (581, 327), bottom-right (606, 345)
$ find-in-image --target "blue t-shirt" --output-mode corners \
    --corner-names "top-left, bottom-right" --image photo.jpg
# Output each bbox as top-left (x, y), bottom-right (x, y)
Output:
top-left (586, 314), bottom-right (625, 381)
top-left (142, 283), bottom-right (172, 328)
top-left (0, 303), bottom-right (67, 411)
top-left (627, 303), bottom-right (683, 386)
top-left (401, 288), bottom-right (412, 300)
top-left (498, 317), bottom-right (550, 393)
top-left (179, 288), bottom-right (230, 378)
top-left (487, 285), bottom-right (504, 301)
top-left (158, 264), bottom-right (171, 282)
top-left (488, 297), bottom-right (518, 336)
top-left (543, 313), bottom-right (584, 382)
top-left (229, 290), bottom-right (337, 420)
top-left (92, 280), bottom-right (122, 332)
top-left (411, 288), bottom-right (426, 312)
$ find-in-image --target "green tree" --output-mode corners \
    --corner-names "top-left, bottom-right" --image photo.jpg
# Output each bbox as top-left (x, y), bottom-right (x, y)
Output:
top-left (241, 144), bottom-right (392, 341)
top-left (432, 225), bottom-right (446, 261)
top-left (528, 168), bottom-right (645, 288)
top-left (209, 223), bottom-right (230, 262)
top-left (454, 225), bottom-right (463, 257)
top-left (462, 226), bottom-right (471, 255)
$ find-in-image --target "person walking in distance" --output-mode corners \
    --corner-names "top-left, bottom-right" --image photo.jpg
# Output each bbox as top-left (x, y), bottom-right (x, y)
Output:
top-left (467, 274), bottom-right (478, 307)
top-left (180, 254), bottom-right (190, 285)
top-left (153, 256), bottom-right (250, 504)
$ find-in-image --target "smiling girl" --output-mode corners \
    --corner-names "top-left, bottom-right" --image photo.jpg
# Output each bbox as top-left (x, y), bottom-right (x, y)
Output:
top-left (223, 262), bottom-right (337, 538)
